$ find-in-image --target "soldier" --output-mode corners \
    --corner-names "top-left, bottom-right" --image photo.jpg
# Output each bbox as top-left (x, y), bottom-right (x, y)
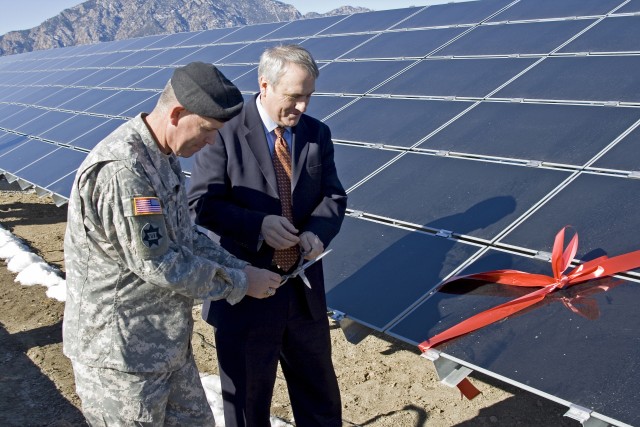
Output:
top-left (62, 62), bottom-right (282, 426)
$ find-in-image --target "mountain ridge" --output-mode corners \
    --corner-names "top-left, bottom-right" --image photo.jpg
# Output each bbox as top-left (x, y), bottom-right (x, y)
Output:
top-left (0, 0), bottom-right (370, 56)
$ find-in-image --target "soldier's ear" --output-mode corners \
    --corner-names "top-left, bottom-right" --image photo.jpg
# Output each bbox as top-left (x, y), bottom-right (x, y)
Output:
top-left (169, 105), bottom-right (186, 126)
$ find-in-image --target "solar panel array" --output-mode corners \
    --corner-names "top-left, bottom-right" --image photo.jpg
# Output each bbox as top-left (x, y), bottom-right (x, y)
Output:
top-left (1, 0), bottom-right (639, 425)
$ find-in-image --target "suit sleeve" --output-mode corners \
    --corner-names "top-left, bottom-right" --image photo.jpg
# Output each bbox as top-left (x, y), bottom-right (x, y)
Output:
top-left (187, 132), bottom-right (267, 250)
top-left (299, 124), bottom-right (347, 247)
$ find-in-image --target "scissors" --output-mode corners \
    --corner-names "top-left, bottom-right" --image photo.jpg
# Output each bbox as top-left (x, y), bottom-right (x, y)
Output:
top-left (280, 249), bottom-right (332, 288)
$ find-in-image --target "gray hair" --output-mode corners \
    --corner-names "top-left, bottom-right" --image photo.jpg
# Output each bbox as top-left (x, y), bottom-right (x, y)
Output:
top-left (155, 80), bottom-right (178, 113)
top-left (258, 44), bottom-right (319, 87)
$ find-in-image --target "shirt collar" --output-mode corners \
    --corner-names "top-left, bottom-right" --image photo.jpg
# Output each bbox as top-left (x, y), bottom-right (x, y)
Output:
top-left (256, 95), bottom-right (290, 135)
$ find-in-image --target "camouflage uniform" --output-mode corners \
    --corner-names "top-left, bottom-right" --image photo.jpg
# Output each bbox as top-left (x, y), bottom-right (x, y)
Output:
top-left (63, 114), bottom-right (247, 426)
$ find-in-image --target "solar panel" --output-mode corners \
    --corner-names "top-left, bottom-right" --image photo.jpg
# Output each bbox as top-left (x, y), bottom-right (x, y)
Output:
top-left (1, 2), bottom-right (639, 424)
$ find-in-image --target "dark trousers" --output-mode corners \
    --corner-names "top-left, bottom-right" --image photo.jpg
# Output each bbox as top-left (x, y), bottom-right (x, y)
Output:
top-left (212, 276), bottom-right (342, 427)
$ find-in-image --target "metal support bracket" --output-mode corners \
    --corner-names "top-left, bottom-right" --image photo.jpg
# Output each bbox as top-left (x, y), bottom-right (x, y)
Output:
top-left (564, 404), bottom-right (610, 427)
top-left (422, 349), bottom-right (474, 388)
top-left (436, 229), bottom-right (453, 238)
top-left (330, 311), bottom-right (372, 345)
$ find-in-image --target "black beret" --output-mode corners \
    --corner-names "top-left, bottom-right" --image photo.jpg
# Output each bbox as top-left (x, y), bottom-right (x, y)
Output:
top-left (171, 62), bottom-right (244, 121)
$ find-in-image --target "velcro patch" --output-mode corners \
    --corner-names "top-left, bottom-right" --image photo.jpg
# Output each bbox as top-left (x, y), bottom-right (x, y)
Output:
top-left (133, 197), bottom-right (162, 216)
top-left (140, 222), bottom-right (164, 248)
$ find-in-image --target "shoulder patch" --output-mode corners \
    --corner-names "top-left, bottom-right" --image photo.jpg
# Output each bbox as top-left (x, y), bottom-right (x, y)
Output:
top-left (133, 197), bottom-right (162, 215)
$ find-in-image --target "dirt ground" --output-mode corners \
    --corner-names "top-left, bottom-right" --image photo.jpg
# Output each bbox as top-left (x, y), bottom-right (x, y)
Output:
top-left (0, 185), bottom-right (579, 427)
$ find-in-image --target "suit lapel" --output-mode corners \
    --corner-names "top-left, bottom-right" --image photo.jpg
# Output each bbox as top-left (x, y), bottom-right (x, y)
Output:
top-left (243, 96), bottom-right (279, 197)
top-left (291, 118), bottom-right (310, 190)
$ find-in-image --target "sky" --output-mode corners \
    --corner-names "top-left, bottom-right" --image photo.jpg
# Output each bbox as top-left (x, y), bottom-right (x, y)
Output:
top-left (0, 0), bottom-right (450, 35)
top-left (0, 221), bottom-right (292, 426)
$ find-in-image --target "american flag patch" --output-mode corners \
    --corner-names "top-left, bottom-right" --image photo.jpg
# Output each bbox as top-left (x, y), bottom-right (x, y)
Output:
top-left (133, 197), bottom-right (162, 215)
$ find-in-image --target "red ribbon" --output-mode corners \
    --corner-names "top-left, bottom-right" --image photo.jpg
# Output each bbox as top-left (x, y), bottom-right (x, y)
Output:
top-left (419, 226), bottom-right (640, 352)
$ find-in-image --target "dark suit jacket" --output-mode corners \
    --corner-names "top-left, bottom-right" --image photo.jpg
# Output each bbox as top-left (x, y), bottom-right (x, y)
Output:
top-left (188, 94), bottom-right (347, 320)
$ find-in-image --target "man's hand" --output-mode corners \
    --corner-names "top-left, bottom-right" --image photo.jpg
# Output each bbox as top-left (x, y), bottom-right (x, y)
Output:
top-left (299, 231), bottom-right (324, 260)
top-left (261, 215), bottom-right (300, 249)
top-left (243, 265), bottom-right (282, 299)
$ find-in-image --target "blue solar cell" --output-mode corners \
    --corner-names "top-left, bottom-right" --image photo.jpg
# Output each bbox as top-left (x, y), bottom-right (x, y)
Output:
top-left (324, 97), bottom-right (470, 147)
top-left (75, 68), bottom-right (129, 87)
top-left (175, 27), bottom-right (239, 47)
top-left (315, 60), bottom-right (412, 94)
top-left (333, 144), bottom-right (399, 191)
top-left (87, 90), bottom-right (158, 116)
top-left (89, 37), bottom-right (146, 54)
top-left (266, 15), bottom-right (346, 39)
top-left (97, 68), bottom-right (158, 88)
top-left (36, 87), bottom-right (90, 108)
top-left (228, 68), bottom-right (259, 92)
top-left (222, 39), bottom-right (304, 64)
top-left (0, 71), bottom-right (42, 85)
top-left (0, 139), bottom-right (57, 173)
top-left (439, 20), bottom-right (594, 57)
top-left (119, 34), bottom-right (171, 51)
top-left (591, 125), bottom-right (640, 172)
top-left (139, 47), bottom-right (201, 66)
top-left (394, 0), bottom-right (513, 29)
top-left (615, 0), bottom-right (640, 13)
top-left (390, 250), bottom-right (640, 427)
top-left (218, 22), bottom-right (287, 43)
top-left (12, 110), bottom-right (75, 136)
top-left (145, 31), bottom-right (202, 49)
top-left (16, 147), bottom-right (86, 188)
top-left (110, 50), bottom-right (166, 67)
top-left (495, 56), bottom-right (640, 103)
top-left (0, 107), bottom-right (48, 131)
top-left (500, 173), bottom-right (640, 259)
top-left (57, 89), bottom-right (118, 112)
top-left (324, 216), bottom-right (482, 329)
top-left (215, 64), bottom-right (256, 82)
top-left (130, 67), bottom-right (174, 90)
top-left (341, 27), bottom-right (466, 59)
top-left (40, 114), bottom-right (113, 145)
top-left (304, 95), bottom-right (354, 121)
top-left (69, 118), bottom-right (125, 150)
top-left (120, 93), bottom-right (160, 117)
top-left (373, 57), bottom-right (537, 98)
top-left (79, 51), bottom-right (137, 68)
top-left (46, 172), bottom-right (76, 199)
top-left (489, 0), bottom-right (624, 22)
top-left (0, 104), bottom-right (26, 120)
top-left (420, 102), bottom-right (640, 165)
top-left (30, 87), bottom-right (77, 107)
top-left (0, 133), bottom-right (29, 157)
top-left (175, 44), bottom-right (244, 64)
top-left (7, 86), bottom-right (55, 104)
top-left (300, 34), bottom-right (373, 61)
top-left (319, 7), bottom-right (422, 35)
top-left (49, 68), bottom-right (101, 86)
top-left (559, 16), bottom-right (640, 54)
top-left (346, 153), bottom-right (570, 241)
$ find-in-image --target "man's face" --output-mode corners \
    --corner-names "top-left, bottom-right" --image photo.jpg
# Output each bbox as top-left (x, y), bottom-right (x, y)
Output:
top-left (260, 63), bottom-right (315, 127)
top-left (169, 110), bottom-right (224, 158)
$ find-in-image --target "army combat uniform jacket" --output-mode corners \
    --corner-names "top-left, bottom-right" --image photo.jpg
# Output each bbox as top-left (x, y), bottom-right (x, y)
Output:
top-left (63, 114), bottom-right (248, 373)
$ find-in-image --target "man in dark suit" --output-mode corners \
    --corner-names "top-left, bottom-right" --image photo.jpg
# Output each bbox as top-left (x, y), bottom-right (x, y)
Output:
top-left (188, 45), bottom-right (347, 427)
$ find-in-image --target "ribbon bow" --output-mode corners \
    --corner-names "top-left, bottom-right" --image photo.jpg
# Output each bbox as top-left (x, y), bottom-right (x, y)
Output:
top-left (419, 226), bottom-right (640, 352)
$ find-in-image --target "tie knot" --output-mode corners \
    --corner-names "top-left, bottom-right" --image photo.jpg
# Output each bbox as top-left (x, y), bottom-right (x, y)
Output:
top-left (274, 126), bottom-right (285, 138)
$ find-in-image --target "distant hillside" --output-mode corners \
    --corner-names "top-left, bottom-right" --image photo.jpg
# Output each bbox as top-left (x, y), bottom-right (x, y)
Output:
top-left (0, 0), bottom-right (369, 56)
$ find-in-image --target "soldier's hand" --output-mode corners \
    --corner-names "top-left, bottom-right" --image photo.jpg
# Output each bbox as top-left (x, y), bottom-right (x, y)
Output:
top-left (243, 265), bottom-right (282, 299)
top-left (261, 215), bottom-right (299, 250)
